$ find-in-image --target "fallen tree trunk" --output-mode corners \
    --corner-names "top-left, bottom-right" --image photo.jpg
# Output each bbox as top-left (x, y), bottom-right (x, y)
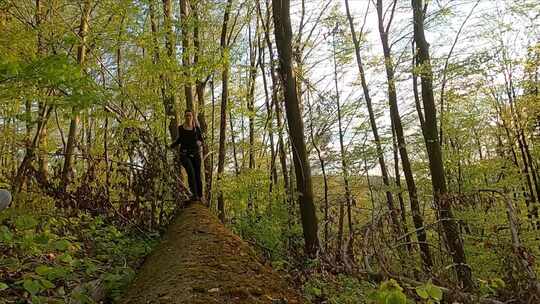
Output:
top-left (120, 203), bottom-right (300, 304)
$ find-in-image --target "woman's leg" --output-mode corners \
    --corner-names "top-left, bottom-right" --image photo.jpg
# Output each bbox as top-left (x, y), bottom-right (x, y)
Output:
top-left (180, 154), bottom-right (198, 199)
top-left (192, 154), bottom-right (203, 198)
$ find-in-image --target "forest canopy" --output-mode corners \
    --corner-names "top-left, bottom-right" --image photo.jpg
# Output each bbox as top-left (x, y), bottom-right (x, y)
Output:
top-left (0, 0), bottom-right (539, 303)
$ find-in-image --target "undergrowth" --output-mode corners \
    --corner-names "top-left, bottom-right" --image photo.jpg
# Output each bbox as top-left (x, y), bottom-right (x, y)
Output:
top-left (303, 273), bottom-right (374, 304)
top-left (0, 206), bottom-right (158, 303)
top-left (224, 172), bottom-right (520, 303)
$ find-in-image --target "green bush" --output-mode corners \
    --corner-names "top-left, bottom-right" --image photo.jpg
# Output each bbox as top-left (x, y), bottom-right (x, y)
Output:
top-left (367, 279), bottom-right (411, 304)
top-left (221, 169), bottom-right (304, 263)
top-left (0, 208), bottom-right (157, 303)
top-left (303, 273), bottom-right (375, 304)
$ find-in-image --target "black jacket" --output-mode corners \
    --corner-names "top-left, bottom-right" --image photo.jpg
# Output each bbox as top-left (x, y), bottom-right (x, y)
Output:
top-left (170, 125), bottom-right (204, 153)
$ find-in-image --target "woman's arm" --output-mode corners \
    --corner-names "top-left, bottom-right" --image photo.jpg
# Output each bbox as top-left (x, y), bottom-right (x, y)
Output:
top-left (169, 126), bottom-right (183, 148)
top-left (196, 126), bottom-right (204, 143)
top-left (169, 136), bottom-right (181, 149)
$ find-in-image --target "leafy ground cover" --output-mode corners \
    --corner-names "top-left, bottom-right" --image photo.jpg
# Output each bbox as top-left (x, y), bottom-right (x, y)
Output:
top-left (0, 207), bottom-right (158, 303)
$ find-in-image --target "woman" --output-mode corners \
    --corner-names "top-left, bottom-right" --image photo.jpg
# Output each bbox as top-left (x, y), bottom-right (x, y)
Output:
top-left (169, 110), bottom-right (204, 202)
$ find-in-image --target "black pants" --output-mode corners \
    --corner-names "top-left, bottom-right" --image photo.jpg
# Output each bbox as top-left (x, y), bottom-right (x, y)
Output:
top-left (180, 152), bottom-right (202, 199)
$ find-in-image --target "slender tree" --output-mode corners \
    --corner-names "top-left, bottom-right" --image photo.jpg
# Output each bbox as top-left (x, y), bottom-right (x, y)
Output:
top-left (391, 122), bottom-right (412, 252)
top-left (412, 0), bottom-right (473, 289)
top-left (161, 0), bottom-right (181, 140)
top-left (62, 0), bottom-right (91, 186)
top-left (180, 0), bottom-right (194, 110)
top-left (272, 0), bottom-right (319, 256)
top-left (36, 0), bottom-right (48, 181)
top-left (260, 0), bottom-right (290, 196)
top-left (247, 15), bottom-right (258, 171)
top-left (217, 0), bottom-right (233, 222)
top-left (331, 24), bottom-right (354, 261)
top-left (229, 106), bottom-right (240, 175)
top-left (306, 90), bottom-right (329, 253)
top-left (193, 1), bottom-right (212, 203)
top-left (258, 30), bottom-right (278, 191)
top-left (375, 0), bottom-right (433, 269)
top-left (343, 0), bottom-right (401, 236)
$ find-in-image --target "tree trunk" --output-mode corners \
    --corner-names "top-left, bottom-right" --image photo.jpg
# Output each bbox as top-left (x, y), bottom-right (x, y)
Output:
top-left (36, 0), bottom-right (48, 182)
top-left (522, 133), bottom-right (540, 214)
top-left (180, 0), bottom-right (194, 110)
top-left (62, 0), bottom-right (91, 187)
top-left (229, 107), bottom-right (240, 175)
top-left (391, 122), bottom-right (412, 252)
top-left (344, 0), bottom-right (401, 236)
top-left (217, 0), bottom-right (233, 223)
top-left (494, 95), bottom-right (540, 228)
top-left (25, 98), bottom-right (31, 165)
top-left (14, 106), bottom-right (53, 195)
top-left (376, 0), bottom-right (433, 269)
top-left (272, 0), bottom-right (319, 257)
top-left (260, 0), bottom-right (290, 196)
top-left (412, 41), bottom-right (426, 134)
top-left (210, 78), bottom-right (216, 205)
top-left (516, 122), bottom-right (540, 228)
top-left (275, 91), bottom-right (290, 196)
top-left (247, 18), bottom-right (258, 171)
top-left (307, 91), bottom-right (329, 253)
top-left (412, 0), bottom-right (473, 289)
top-left (162, 0), bottom-right (180, 140)
top-left (193, 2), bottom-right (212, 203)
top-left (258, 33), bottom-right (278, 191)
top-left (246, 15), bottom-right (259, 209)
top-left (332, 30), bottom-right (354, 261)
top-left (507, 83), bottom-right (540, 224)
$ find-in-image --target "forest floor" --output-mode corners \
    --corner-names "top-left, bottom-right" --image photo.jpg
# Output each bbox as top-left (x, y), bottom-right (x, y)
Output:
top-left (119, 202), bottom-right (302, 304)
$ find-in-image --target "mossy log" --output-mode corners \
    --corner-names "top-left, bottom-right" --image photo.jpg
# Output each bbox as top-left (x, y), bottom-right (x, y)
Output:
top-left (120, 202), bottom-right (301, 304)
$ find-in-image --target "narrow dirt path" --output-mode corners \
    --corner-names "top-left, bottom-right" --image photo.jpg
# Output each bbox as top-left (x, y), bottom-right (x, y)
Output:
top-left (120, 203), bottom-right (301, 304)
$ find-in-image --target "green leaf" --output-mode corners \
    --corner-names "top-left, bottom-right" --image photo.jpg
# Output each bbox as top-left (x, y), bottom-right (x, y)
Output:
top-left (426, 284), bottom-right (443, 301)
top-left (15, 215), bottom-right (38, 230)
top-left (367, 290), bottom-right (385, 303)
top-left (0, 282), bottom-right (9, 291)
top-left (385, 291), bottom-right (407, 304)
top-left (40, 279), bottom-right (55, 290)
top-left (84, 260), bottom-right (98, 275)
top-left (366, 291), bottom-right (377, 300)
top-left (59, 253), bottom-right (74, 264)
top-left (34, 233), bottom-right (50, 245)
top-left (381, 279), bottom-right (402, 291)
top-left (23, 279), bottom-right (42, 295)
top-left (70, 290), bottom-right (93, 304)
top-left (416, 286), bottom-right (429, 299)
top-left (104, 272), bottom-right (122, 283)
top-left (35, 265), bottom-right (53, 276)
top-left (31, 295), bottom-right (45, 304)
top-left (53, 239), bottom-right (71, 251)
top-left (0, 226), bottom-right (13, 242)
top-left (479, 283), bottom-right (495, 296)
top-left (491, 278), bottom-right (506, 289)
top-left (1, 257), bottom-right (20, 271)
top-left (313, 287), bottom-right (322, 297)
top-left (47, 267), bottom-right (71, 280)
